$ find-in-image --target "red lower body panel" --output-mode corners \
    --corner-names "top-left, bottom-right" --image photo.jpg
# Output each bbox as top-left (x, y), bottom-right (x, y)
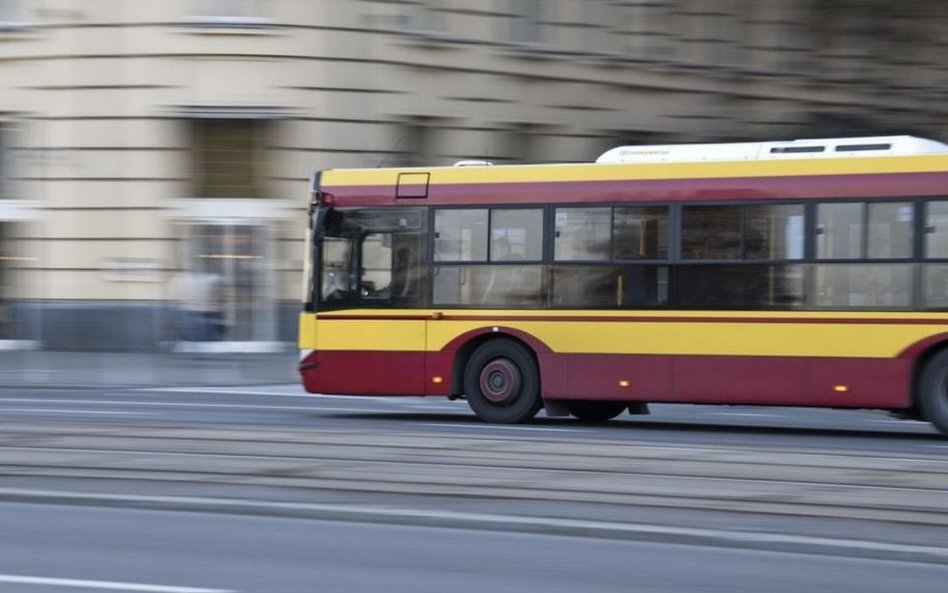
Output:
top-left (300, 350), bottom-right (427, 396)
top-left (301, 349), bottom-right (913, 409)
top-left (558, 353), bottom-right (912, 408)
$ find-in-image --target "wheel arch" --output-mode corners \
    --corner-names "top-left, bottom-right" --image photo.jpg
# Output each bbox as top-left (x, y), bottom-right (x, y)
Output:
top-left (443, 327), bottom-right (552, 396)
top-left (900, 333), bottom-right (948, 411)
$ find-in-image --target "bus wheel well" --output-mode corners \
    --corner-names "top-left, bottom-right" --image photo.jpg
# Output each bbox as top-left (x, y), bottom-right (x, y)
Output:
top-left (451, 333), bottom-right (540, 396)
top-left (912, 341), bottom-right (948, 411)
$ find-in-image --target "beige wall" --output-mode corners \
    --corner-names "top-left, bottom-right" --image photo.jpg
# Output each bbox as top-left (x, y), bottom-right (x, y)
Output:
top-left (0, 0), bottom-right (945, 325)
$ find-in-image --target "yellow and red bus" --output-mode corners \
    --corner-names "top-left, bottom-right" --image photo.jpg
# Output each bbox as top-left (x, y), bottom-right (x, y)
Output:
top-left (299, 135), bottom-right (948, 435)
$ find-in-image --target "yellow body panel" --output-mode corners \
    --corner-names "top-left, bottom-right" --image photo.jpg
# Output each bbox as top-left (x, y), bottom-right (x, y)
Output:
top-left (299, 310), bottom-right (948, 359)
top-left (300, 316), bottom-right (426, 351)
top-left (321, 155), bottom-right (948, 188)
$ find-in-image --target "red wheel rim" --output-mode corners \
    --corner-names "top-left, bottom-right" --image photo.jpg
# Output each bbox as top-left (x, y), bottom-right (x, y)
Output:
top-left (479, 358), bottom-right (521, 404)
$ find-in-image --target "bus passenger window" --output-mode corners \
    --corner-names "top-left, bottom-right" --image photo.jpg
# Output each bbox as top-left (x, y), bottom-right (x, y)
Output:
top-left (743, 205), bottom-right (804, 260)
top-left (924, 265), bottom-right (948, 307)
top-left (868, 202), bottom-right (912, 259)
top-left (433, 265), bottom-right (543, 307)
top-left (682, 206), bottom-right (741, 260)
top-left (554, 208), bottom-right (611, 261)
top-left (816, 203), bottom-right (863, 259)
top-left (926, 201), bottom-right (948, 258)
top-left (613, 207), bottom-right (668, 260)
top-left (490, 209), bottom-right (543, 261)
top-left (552, 266), bottom-right (623, 307)
top-left (435, 209), bottom-right (488, 261)
top-left (677, 265), bottom-right (804, 309)
top-left (813, 264), bottom-right (911, 308)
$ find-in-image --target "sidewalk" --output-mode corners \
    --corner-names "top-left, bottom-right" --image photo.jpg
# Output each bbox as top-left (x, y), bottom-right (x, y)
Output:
top-left (0, 349), bottom-right (300, 388)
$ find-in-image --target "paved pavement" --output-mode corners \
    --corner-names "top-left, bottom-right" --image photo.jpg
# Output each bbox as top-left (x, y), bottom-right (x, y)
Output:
top-left (0, 349), bottom-right (299, 388)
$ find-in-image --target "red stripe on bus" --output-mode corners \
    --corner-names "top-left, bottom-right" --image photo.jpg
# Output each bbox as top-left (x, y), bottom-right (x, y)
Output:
top-left (315, 313), bottom-right (948, 326)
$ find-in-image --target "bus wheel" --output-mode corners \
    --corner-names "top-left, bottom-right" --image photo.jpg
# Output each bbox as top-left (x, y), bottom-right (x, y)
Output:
top-left (566, 401), bottom-right (627, 422)
top-left (918, 349), bottom-right (948, 437)
top-left (464, 339), bottom-right (541, 424)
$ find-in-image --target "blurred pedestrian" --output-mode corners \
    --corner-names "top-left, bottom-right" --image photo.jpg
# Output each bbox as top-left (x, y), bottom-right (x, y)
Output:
top-left (169, 270), bottom-right (225, 341)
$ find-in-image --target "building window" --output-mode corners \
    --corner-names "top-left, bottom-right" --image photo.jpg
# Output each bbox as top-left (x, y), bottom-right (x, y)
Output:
top-left (190, 119), bottom-right (268, 199)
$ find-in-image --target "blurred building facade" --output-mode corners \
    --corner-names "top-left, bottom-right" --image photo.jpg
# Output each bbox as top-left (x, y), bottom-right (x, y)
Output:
top-left (0, 0), bottom-right (947, 351)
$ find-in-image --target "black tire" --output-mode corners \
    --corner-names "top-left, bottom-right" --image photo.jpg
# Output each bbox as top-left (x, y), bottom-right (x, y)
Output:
top-left (918, 349), bottom-right (948, 437)
top-left (566, 401), bottom-right (627, 422)
top-left (464, 339), bottom-right (541, 424)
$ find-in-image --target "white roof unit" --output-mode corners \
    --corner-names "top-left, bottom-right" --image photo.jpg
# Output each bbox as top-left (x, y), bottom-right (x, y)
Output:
top-left (595, 135), bottom-right (948, 164)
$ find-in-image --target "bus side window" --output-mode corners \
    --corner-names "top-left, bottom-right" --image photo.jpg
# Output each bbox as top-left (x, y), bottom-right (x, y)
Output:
top-left (389, 234), bottom-right (427, 305)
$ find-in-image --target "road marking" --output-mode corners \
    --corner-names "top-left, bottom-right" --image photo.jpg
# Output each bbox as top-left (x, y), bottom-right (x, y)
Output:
top-left (137, 386), bottom-right (389, 400)
top-left (0, 489), bottom-right (947, 565)
top-left (135, 387), bottom-right (461, 408)
top-left (0, 398), bottom-right (425, 414)
top-left (0, 574), bottom-right (233, 592)
top-left (707, 412), bottom-right (780, 418)
top-left (4, 409), bottom-right (155, 416)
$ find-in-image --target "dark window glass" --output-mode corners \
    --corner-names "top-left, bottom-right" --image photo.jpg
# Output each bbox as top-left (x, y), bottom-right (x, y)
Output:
top-left (491, 209), bottom-right (543, 261)
top-left (812, 264), bottom-right (911, 308)
top-left (835, 143), bottom-right (891, 152)
top-left (552, 266), bottom-right (623, 307)
top-left (192, 119), bottom-right (266, 198)
top-left (552, 265), bottom-right (668, 308)
top-left (677, 265), bottom-right (804, 309)
top-left (623, 266), bottom-right (669, 306)
top-left (613, 207), bottom-right (668, 260)
top-left (770, 146), bottom-right (824, 154)
top-left (433, 265), bottom-right (544, 307)
top-left (435, 209), bottom-right (488, 261)
top-left (554, 207), bottom-right (611, 261)
top-left (682, 206), bottom-right (741, 260)
top-left (744, 204), bottom-right (804, 260)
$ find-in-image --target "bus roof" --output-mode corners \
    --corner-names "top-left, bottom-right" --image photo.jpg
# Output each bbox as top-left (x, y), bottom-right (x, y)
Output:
top-left (315, 136), bottom-right (948, 206)
top-left (595, 135), bottom-right (948, 164)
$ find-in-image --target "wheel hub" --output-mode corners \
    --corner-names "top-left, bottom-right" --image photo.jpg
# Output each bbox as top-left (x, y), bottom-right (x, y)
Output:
top-left (479, 358), bottom-right (521, 404)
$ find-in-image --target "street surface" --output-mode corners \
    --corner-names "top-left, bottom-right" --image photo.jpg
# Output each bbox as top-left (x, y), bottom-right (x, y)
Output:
top-left (1, 502), bottom-right (947, 593)
top-left (0, 384), bottom-right (946, 592)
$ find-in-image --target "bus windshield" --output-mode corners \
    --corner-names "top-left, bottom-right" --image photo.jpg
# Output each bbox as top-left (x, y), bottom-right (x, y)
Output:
top-left (314, 207), bottom-right (427, 309)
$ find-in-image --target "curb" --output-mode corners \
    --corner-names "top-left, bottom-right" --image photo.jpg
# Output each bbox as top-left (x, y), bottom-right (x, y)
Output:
top-left (1, 487), bottom-right (945, 565)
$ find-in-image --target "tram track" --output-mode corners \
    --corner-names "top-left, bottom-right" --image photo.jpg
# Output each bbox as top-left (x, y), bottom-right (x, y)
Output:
top-left (0, 420), bottom-right (947, 525)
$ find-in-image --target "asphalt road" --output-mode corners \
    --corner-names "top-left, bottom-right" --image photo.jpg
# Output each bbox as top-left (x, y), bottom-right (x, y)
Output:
top-left (0, 383), bottom-right (941, 455)
top-left (1, 502), bottom-right (947, 593)
top-left (0, 384), bottom-right (946, 592)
